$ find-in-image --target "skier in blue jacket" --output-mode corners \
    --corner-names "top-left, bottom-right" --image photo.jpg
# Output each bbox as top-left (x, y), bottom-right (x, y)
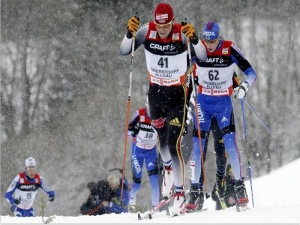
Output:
top-left (127, 103), bottom-right (160, 209)
top-left (187, 21), bottom-right (257, 210)
top-left (5, 157), bottom-right (55, 217)
top-left (186, 72), bottom-right (241, 212)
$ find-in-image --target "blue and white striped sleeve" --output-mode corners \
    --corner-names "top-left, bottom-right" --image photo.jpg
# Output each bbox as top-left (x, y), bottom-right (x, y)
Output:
top-left (40, 176), bottom-right (55, 199)
top-left (5, 175), bottom-right (19, 205)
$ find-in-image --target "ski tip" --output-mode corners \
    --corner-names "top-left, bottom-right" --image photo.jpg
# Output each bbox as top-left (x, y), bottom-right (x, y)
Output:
top-left (137, 212), bottom-right (142, 220)
top-left (149, 214), bottom-right (152, 220)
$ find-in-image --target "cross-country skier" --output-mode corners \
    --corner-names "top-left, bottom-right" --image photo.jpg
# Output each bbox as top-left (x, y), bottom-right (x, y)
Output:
top-left (127, 101), bottom-right (160, 209)
top-left (120, 2), bottom-right (207, 216)
top-left (5, 157), bottom-right (55, 217)
top-left (186, 73), bottom-right (240, 212)
top-left (188, 21), bottom-right (257, 210)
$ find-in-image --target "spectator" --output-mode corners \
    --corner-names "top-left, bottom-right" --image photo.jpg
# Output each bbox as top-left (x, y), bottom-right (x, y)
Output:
top-left (80, 180), bottom-right (111, 215)
top-left (101, 174), bottom-right (129, 214)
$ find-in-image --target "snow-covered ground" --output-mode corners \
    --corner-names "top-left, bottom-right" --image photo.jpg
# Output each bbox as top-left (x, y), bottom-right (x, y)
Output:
top-left (2, 158), bottom-right (300, 224)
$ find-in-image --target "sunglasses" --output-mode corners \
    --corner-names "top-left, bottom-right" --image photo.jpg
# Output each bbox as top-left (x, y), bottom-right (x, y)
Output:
top-left (155, 21), bottom-right (172, 29)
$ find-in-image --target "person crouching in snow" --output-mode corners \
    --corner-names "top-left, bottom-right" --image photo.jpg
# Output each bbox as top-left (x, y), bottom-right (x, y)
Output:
top-left (101, 174), bottom-right (129, 214)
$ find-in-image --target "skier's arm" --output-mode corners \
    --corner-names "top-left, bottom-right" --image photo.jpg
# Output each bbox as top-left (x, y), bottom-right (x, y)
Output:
top-left (230, 44), bottom-right (257, 86)
top-left (181, 22), bottom-right (207, 62)
top-left (40, 177), bottom-right (55, 201)
top-left (5, 175), bottom-right (19, 206)
top-left (189, 37), bottom-right (207, 62)
top-left (128, 111), bottom-right (140, 135)
top-left (119, 23), bottom-right (148, 56)
top-left (231, 43), bottom-right (257, 99)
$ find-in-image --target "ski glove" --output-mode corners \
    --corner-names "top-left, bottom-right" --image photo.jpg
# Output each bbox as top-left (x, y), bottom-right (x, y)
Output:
top-left (234, 82), bottom-right (249, 99)
top-left (49, 196), bottom-right (55, 202)
top-left (181, 22), bottom-right (199, 44)
top-left (13, 198), bottom-right (20, 205)
top-left (127, 17), bottom-right (140, 33)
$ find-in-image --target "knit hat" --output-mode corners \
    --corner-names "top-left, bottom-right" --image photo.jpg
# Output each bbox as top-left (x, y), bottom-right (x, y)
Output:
top-left (25, 157), bottom-right (36, 168)
top-left (202, 21), bottom-right (221, 41)
top-left (154, 2), bottom-right (174, 25)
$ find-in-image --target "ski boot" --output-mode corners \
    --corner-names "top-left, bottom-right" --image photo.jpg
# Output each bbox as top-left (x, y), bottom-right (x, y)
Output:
top-left (172, 190), bottom-right (186, 216)
top-left (161, 165), bottom-right (174, 198)
top-left (235, 179), bottom-right (249, 211)
top-left (185, 185), bottom-right (200, 213)
top-left (196, 190), bottom-right (204, 210)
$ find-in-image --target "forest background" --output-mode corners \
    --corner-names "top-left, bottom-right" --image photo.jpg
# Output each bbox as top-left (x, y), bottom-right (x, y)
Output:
top-left (1, 0), bottom-right (299, 216)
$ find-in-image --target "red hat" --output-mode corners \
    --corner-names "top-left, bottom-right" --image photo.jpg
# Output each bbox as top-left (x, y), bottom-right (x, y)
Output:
top-left (154, 2), bottom-right (174, 25)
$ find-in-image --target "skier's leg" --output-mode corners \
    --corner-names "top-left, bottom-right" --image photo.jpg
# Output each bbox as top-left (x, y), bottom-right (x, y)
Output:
top-left (211, 117), bottom-right (227, 208)
top-left (187, 103), bottom-right (211, 211)
top-left (145, 147), bottom-right (160, 207)
top-left (129, 143), bottom-right (145, 206)
top-left (217, 103), bottom-right (249, 206)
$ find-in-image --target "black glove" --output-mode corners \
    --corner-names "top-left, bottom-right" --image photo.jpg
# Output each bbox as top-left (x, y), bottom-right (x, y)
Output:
top-left (128, 118), bottom-right (140, 135)
top-left (13, 198), bottom-right (20, 205)
top-left (49, 196), bottom-right (55, 202)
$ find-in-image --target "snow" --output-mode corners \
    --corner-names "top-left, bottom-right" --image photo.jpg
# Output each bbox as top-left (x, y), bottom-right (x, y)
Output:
top-left (2, 158), bottom-right (300, 224)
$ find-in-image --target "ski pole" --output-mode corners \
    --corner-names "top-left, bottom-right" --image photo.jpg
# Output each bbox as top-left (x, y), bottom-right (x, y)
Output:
top-left (121, 15), bottom-right (137, 199)
top-left (244, 100), bottom-right (274, 136)
top-left (109, 168), bottom-right (123, 174)
top-left (241, 99), bottom-right (254, 208)
top-left (185, 22), bottom-right (208, 198)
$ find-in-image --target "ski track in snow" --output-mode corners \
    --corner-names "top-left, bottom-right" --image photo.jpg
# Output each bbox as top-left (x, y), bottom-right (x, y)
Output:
top-left (2, 158), bottom-right (300, 224)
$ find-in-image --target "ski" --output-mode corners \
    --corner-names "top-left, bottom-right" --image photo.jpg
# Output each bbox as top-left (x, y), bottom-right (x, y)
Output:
top-left (137, 195), bottom-right (174, 220)
top-left (185, 207), bottom-right (208, 213)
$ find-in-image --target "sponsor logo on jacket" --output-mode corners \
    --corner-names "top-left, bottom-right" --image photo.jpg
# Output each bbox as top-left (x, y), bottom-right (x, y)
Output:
top-left (19, 184), bottom-right (39, 191)
top-left (140, 124), bottom-right (153, 130)
top-left (151, 117), bottom-right (166, 129)
top-left (150, 43), bottom-right (176, 51)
